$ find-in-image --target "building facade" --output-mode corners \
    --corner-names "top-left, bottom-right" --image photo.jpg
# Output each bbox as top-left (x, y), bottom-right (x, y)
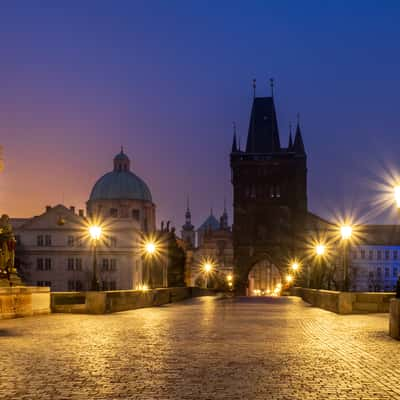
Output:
top-left (13, 150), bottom-right (156, 291)
top-left (182, 206), bottom-right (234, 288)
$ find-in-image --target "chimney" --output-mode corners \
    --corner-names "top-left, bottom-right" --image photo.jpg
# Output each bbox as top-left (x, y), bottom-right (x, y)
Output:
top-left (45, 205), bottom-right (51, 212)
top-left (70, 206), bottom-right (75, 214)
top-left (78, 209), bottom-right (84, 217)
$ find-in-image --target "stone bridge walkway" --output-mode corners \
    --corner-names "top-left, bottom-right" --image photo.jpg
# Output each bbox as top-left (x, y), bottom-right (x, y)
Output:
top-left (1, 296), bottom-right (399, 399)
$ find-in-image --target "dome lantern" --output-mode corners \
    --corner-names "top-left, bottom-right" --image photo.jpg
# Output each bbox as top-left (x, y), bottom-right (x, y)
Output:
top-left (114, 147), bottom-right (131, 172)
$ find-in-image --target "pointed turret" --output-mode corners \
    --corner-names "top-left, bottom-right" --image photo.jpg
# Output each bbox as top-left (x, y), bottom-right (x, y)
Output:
top-left (288, 123), bottom-right (293, 150)
top-left (181, 196), bottom-right (195, 247)
top-left (220, 198), bottom-right (229, 230)
top-left (231, 122), bottom-right (238, 153)
top-left (293, 122), bottom-right (306, 155)
top-left (245, 97), bottom-right (281, 153)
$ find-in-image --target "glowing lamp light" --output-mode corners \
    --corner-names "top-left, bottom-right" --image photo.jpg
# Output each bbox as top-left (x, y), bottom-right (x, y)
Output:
top-left (89, 225), bottom-right (102, 240)
top-left (395, 186), bottom-right (400, 208)
top-left (204, 262), bottom-right (212, 273)
top-left (145, 242), bottom-right (156, 255)
top-left (286, 275), bottom-right (293, 283)
top-left (291, 262), bottom-right (299, 271)
top-left (227, 274), bottom-right (233, 282)
top-left (340, 225), bottom-right (352, 240)
top-left (315, 244), bottom-right (326, 256)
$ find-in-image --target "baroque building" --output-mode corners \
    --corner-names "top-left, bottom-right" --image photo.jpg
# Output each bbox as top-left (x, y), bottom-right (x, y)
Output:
top-left (13, 149), bottom-right (155, 291)
top-left (182, 205), bottom-right (234, 288)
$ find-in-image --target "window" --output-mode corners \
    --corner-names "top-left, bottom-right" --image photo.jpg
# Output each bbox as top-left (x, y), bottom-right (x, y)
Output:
top-left (361, 250), bottom-right (365, 259)
top-left (75, 258), bottom-right (82, 271)
top-left (385, 250), bottom-right (390, 261)
top-left (385, 267), bottom-right (390, 278)
top-left (110, 259), bottom-right (117, 272)
top-left (37, 235), bottom-right (44, 246)
top-left (110, 208), bottom-right (118, 217)
top-left (36, 258), bottom-right (44, 270)
top-left (45, 235), bottom-right (52, 246)
top-left (76, 237), bottom-right (83, 247)
top-left (68, 280), bottom-right (75, 291)
top-left (369, 271), bottom-right (374, 279)
top-left (102, 259), bottom-right (109, 272)
top-left (110, 237), bottom-right (117, 248)
top-left (44, 258), bottom-right (51, 271)
top-left (67, 258), bottom-right (74, 271)
top-left (394, 250), bottom-right (398, 260)
top-left (67, 236), bottom-right (74, 247)
top-left (132, 209), bottom-right (140, 221)
top-left (394, 267), bottom-right (398, 278)
top-left (377, 267), bottom-right (382, 277)
top-left (369, 250), bottom-right (373, 260)
top-left (377, 251), bottom-right (382, 260)
top-left (37, 281), bottom-right (51, 287)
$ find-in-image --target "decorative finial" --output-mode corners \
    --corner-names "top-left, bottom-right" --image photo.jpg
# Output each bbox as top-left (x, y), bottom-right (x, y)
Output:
top-left (120, 145), bottom-right (124, 153)
top-left (289, 122), bottom-right (292, 135)
top-left (233, 121), bottom-right (236, 135)
top-left (297, 112), bottom-right (300, 126)
top-left (223, 197), bottom-right (227, 213)
top-left (186, 195), bottom-right (190, 211)
top-left (252, 78), bottom-right (256, 98)
top-left (270, 78), bottom-right (274, 97)
top-left (210, 207), bottom-right (213, 216)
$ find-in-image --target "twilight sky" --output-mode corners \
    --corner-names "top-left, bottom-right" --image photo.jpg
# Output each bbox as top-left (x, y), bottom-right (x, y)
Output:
top-left (1, 1), bottom-right (400, 227)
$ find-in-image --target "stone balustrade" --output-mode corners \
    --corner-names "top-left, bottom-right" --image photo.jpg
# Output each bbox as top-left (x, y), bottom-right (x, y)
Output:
top-left (0, 286), bottom-right (50, 319)
top-left (291, 287), bottom-right (395, 314)
top-left (51, 287), bottom-right (216, 314)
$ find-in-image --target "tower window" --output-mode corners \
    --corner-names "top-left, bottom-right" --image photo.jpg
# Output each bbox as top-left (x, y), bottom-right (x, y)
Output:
top-left (132, 209), bottom-right (140, 221)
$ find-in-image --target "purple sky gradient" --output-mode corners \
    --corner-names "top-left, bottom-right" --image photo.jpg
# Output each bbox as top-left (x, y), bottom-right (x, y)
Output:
top-left (1, 1), bottom-right (400, 227)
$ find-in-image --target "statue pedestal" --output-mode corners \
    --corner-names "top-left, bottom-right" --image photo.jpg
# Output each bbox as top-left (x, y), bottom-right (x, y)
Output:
top-left (0, 272), bottom-right (23, 287)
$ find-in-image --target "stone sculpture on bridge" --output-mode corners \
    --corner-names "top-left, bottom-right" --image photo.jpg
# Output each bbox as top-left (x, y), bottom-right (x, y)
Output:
top-left (0, 214), bottom-right (20, 286)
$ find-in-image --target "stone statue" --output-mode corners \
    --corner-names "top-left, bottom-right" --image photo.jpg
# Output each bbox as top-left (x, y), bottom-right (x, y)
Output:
top-left (0, 214), bottom-right (17, 281)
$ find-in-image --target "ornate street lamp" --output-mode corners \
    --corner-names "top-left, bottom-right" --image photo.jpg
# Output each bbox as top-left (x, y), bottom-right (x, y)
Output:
top-left (144, 239), bottom-right (158, 289)
top-left (340, 224), bottom-right (353, 291)
top-left (89, 225), bottom-right (102, 291)
top-left (202, 261), bottom-right (214, 288)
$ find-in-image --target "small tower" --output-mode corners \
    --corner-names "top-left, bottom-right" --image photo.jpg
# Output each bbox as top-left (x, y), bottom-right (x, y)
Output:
top-left (220, 199), bottom-right (229, 230)
top-left (181, 197), bottom-right (195, 247)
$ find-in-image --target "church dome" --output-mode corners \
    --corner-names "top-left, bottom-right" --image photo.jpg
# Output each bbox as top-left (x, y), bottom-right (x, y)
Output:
top-left (89, 150), bottom-right (152, 202)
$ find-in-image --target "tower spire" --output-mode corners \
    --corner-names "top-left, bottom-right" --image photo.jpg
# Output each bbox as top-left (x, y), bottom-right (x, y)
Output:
top-left (252, 78), bottom-right (256, 98)
top-left (270, 78), bottom-right (274, 97)
top-left (231, 121), bottom-right (238, 152)
top-left (293, 116), bottom-right (306, 155)
top-left (288, 122), bottom-right (293, 149)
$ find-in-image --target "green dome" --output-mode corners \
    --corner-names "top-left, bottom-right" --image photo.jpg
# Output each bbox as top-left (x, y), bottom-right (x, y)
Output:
top-left (89, 150), bottom-right (152, 202)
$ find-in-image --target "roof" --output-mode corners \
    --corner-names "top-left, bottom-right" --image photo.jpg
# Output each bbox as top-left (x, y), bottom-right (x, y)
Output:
top-left (89, 171), bottom-right (152, 202)
top-left (198, 214), bottom-right (220, 231)
top-left (245, 97), bottom-right (281, 153)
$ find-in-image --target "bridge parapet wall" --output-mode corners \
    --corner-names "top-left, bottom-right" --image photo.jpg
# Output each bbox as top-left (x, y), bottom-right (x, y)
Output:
top-left (51, 287), bottom-right (217, 314)
top-left (291, 287), bottom-right (394, 314)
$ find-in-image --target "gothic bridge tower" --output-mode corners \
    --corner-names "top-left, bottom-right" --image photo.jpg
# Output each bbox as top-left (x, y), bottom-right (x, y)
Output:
top-left (230, 89), bottom-right (307, 294)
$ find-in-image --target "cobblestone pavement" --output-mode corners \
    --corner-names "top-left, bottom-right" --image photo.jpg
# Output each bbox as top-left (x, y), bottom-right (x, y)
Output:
top-left (1, 296), bottom-right (400, 400)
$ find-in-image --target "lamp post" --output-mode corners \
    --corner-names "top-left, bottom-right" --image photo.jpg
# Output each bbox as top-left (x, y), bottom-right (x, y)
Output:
top-left (394, 186), bottom-right (400, 298)
top-left (145, 241), bottom-right (156, 289)
top-left (203, 262), bottom-right (213, 288)
top-left (340, 225), bottom-right (352, 291)
top-left (314, 243), bottom-right (326, 289)
top-left (227, 273), bottom-right (233, 290)
top-left (89, 225), bottom-right (102, 291)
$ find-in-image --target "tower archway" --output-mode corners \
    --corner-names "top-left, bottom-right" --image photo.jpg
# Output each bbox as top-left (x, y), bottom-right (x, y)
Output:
top-left (248, 259), bottom-right (281, 296)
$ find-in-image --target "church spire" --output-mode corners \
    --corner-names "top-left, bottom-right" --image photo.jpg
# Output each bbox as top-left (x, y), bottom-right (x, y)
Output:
top-left (293, 116), bottom-right (306, 155)
top-left (231, 122), bottom-right (238, 153)
top-left (288, 123), bottom-right (293, 150)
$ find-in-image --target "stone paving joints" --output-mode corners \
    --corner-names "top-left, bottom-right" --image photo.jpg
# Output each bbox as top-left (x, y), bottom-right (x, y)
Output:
top-left (0, 296), bottom-right (399, 400)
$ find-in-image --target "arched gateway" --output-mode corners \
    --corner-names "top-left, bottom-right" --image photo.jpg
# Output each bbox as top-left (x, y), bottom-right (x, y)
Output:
top-left (230, 91), bottom-right (308, 295)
